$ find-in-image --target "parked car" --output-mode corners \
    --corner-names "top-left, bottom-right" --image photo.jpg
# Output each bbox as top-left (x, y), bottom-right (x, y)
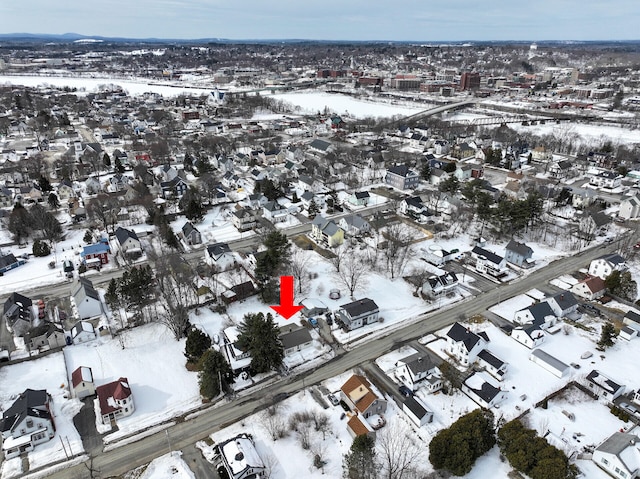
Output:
top-left (620, 402), bottom-right (640, 416)
top-left (0, 349), bottom-right (9, 362)
top-left (309, 317), bottom-right (319, 328)
top-left (329, 289), bottom-right (341, 300)
top-left (398, 385), bottom-right (414, 397)
top-left (327, 394), bottom-right (340, 406)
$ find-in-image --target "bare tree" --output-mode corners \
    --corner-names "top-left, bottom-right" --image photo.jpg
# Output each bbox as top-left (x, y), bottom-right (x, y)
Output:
top-left (381, 222), bottom-right (415, 280)
top-left (296, 422), bottom-right (312, 450)
top-left (377, 421), bottom-right (426, 479)
top-left (288, 247), bottom-right (312, 297)
top-left (329, 243), bottom-right (349, 273)
top-left (259, 406), bottom-right (288, 441)
top-left (154, 253), bottom-right (198, 339)
top-left (335, 249), bottom-right (370, 299)
top-left (261, 452), bottom-right (280, 479)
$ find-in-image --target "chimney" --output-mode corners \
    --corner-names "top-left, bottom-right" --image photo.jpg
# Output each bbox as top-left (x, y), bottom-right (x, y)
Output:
top-left (418, 357), bottom-right (423, 362)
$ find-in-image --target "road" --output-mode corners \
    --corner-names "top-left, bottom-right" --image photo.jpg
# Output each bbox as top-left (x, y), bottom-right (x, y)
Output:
top-left (44, 241), bottom-right (618, 479)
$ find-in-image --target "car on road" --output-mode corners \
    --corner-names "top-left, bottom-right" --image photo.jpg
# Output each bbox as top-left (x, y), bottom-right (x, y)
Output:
top-left (0, 350), bottom-right (9, 362)
top-left (398, 385), bottom-right (414, 397)
top-left (327, 394), bottom-right (340, 406)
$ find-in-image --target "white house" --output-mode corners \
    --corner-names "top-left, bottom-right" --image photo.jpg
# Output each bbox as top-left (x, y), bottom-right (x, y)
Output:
top-left (477, 349), bottom-right (508, 381)
top-left (585, 370), bottom-right (626, 403)
top-left (445, 322), bottom-right (489, 367)
top-left (592, 432), bottom-right (640, 479)
top-left (402, 396), bottom-right (433, 427)
top-left (589, 254), bottom-right (627, 280)
top-left (262, 201), bottom-right (288, 223)
top-left (114, 227), bottom-right (142, 259)
top-left (546, 291), bottom-right (579, 318)
top-left (70, 320), bottom-right (97, 344)
top-left (511, 325), bottom-right (545, 349)
top-left (205, 243), bottom-right (236, 271)
top-left (590, 171), bottom-right (622, 189)
top-left (0, 389), bottom-right (55, 459)
top-left (471, 246), bottom-right (507, 278)
top-left (71, 366), bottom-right (95, 400)
top-left (336, 298), bottom-right (379, 331)
top-left (96, 377), bottom-right (135, 425)
top-left (514, 302), bottom-right (557, 328)
top-left (72, 277), bottom-right (103, 319)
top-left (571, 276), bottom-right (607, 301)
top-left (279, 324), bottom-right (313, 357)
top-left (619, 196), bottom-right (640, 220)
top-left (218, 433), bottom-right (266, 479)
top-left (461, 372), bottom-right (507, 409)
top-left (395, 353), bottom-right (442, 392)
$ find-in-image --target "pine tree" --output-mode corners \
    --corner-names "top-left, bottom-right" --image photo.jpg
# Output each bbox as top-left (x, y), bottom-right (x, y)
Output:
top-left (198, 349), bottom-right (232, 399)
top-left (343, 435), bottom-right (378, 479)
top-left (105, 279), bottom-right (121, 312)
top-left (308, 199), bottom-right (320, 219)
top-left (103, 152), bottom-right (111, 167)
top-left (236, 312), bottom-right (284, 374)
top-left (8, 203), bottom-right (33, 244)
top-left (32, 239), bottom-right (51, 257)
top-left (47, 192), bottom-right (60, 209)
top-left (597, 322), bottom-right (617, 350)
top-left (38, 175), bottom-right (52, 192)
top-left (185, 328), bottom-right (212, 364)
top-left (83, 230), bottom-right (94, 244)
top-left (114, 156), bottom-right (125, 174)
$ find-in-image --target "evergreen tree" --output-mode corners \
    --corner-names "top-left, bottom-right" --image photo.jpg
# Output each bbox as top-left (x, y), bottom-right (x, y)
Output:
top-left (185, 328), bottom-right (212, 364)
top-left (420, 163), bottom-right (432, 181)
top-left (180, 186), bottom-right (204, 222)
top-left (38, 175), bottom-right (52, 192)
top-left (439, 175), bottom-right (460, 194)
top-left (105, 279), bottom-right (121, 313)
top-left (198, 349), bottom-right (232, 399)
top-left (236, 312), bottom-right (284, 374)
top-left (256, 231), bottom-right (291, 302)
top-left (103, 152), bottom-right (111, 167)
top-left (343, 435), bottom-right (378, 479)
top-left (183, 152), bottom-right (193, 171)
top-left (114, 156), bottom-right (125, 174)
top-left (308, 199), bottom-right (320, 219)
top-left (8, 203), bottom-right (33, 244)
top-left (47, 192), bottom-right (60, 209)
top-left (32, 239), bottom-right (51, 257)
top-left (83, 230), bottom-right (94, 244)
top-left (597, 322), bottom-right (617, 350)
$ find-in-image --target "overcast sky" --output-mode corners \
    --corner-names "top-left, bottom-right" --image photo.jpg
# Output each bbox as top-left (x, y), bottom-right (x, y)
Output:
top-left (1, 0), bottom-right (637, 41)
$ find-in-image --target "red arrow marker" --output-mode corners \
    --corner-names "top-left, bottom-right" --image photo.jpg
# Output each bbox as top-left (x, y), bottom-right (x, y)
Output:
top-left (270, 276), bottom-right (303, 320)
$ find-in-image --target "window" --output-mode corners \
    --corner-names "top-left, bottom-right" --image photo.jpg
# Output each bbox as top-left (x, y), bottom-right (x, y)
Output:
top-left (26, 419), bottom-right (33, 428)
top-left (601, 458), bottom-right (609, 465)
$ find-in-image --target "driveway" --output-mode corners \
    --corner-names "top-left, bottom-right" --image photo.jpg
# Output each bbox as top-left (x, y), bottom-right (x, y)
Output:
top-left (72, 397), bottom-right (103, 454)
top-left (181, 443), bottom-right (218, 479)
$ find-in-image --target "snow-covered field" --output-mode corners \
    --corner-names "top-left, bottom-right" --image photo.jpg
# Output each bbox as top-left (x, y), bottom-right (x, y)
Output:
top-left (0, 353), bottom-right (83, 479)
top-left (124, 451), bottom-right (195, 479)
top-left (62, 322), bottom-right (201, 441)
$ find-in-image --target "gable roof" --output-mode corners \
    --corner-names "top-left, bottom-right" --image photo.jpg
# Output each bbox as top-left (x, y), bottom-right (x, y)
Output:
top-left (399, 352), bottom-right (438, 376)
top-left (505, 239), bottom-right (533, 258)
top-left (1, 389), bottom-right (50, 435)
top-left (115, 227), bottom-right (139, 245)
top-left (340, 298), bottom-right (379, 318)
top-left (586, 370), bottom-right (624, 395)
top-left (403, 396), bottom-right (429, 418)
top-left (549, 291), bottom-right (578, 310)
top-left (181, 221), bottom-right (200, 237)
top-left (446, 322), bottom-right (487, 351)
top-left (279, 324), bottom-right (312, 350)
top-left (71, 366), bottom-right (94, 388)
top-left (471, 246), bottom-right (504, 265)
top-left (597, 253), bottom-right (626, 266)
top-left (309, 139), bottom-right (331, 152)
top-left (96, 377), bottom-right (132, 415)
top-left (520, 302), bottom-right (556, 324)
top-left (387, 164), bottom-right (415, 177)
top-left (207, 242), bottom-right (231, 259)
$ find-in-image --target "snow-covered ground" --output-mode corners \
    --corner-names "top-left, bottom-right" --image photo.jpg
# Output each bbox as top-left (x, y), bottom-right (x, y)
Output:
top-left (62, 322), bottom-right (201, 442)
top-left (0, 353), bottom-right (84, 479)
top-left (124, 451), bottom-right (195, 479)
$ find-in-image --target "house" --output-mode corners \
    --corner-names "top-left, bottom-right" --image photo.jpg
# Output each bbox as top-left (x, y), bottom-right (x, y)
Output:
top-left (96, 377), bottom-right (135, 424)
top-left (590, 171), bottom-right (622, 189)
top-left (592, 432), bottom-right (640, 479)
top-left (181, 221), bottom-right (202, 245)
top-left (395, 353), bottom-right (442, 392)
top-left (529, 349), bottom-right (570, 378)
top-left (461, 372), bottom-right (507, 409)
top-left (477, 349), bottom-right (508, 381)
top-left (623, 310), bottom-right (640, 332)
top-left (309, 138), bottom-right (333, 155)
top-left (81, 242), bottom-right (110, 265)
top-left (340, 374), bottom-right (387, 418)
top-left (311, 215), bottom-right (344, 247)
top-left (279, 324), bottom-right (313, 357)
top-left (585, 370), bottom-right (626, 402)
top-left (0, 252), bottom-right (25, 274)
top-left (0, 389), bottom-right (55, 459)
top-left (3, 292), bottom-right (33, 336)
top-left (71, 366), bottom-right (95, 400)
top-left (571, 275), bottom-right (607, 301)
top-left (160, 176), bottom-right (188, 199)
top-left (300, 298), bottom-right (329, 318)
top-left (504, 240), bottom-right (534, 268)
top-left (205, 243), bottom-right (236, 271)
top-left (546, 291), bottom-right (579, 318)
top-left (70, 320), bottom-right (97, 344)
top-left (445, 322), bottom-right (489, 367)
top-left (579, 211), bottom-right (611, 240)
top-left (514, 302), bottom-right (557, 328)
top-left (402, 396), bottom-right (433, 427)
top-left (471, 246), bottom-right (507, 278)
top-left (338, 215), bottom-right (370, 237)
top-left (400, 196), bottom-right (427, 217)
top-left (231, 208), bottom-right (258, 232)
top-left (72, 277), bottom-right (103, 319)
top-left (25, 322), bottom-right (66, 351)
top-left (348, 191), bottom-right (370, 207)
top-left (589, 254), bottom-right (627, 280)
top-left (56, 179), bottom-right (75, 200)
top-left (511, 325), bottom-right (545, 349)
top-left (222, 326), bottom-right (252, 376)
top-left (421, 272), bottom-right (458, 298)
top-left (385, 164), bottom-right (420, 190)
top-left (336, 298), bottom-right (380, 331)
top-left (218, 433), bottom-right (266, 479)
top-left (262, 201), bottom-right (288, 223)
top-left (114, 227), bottom-right (142, 259)
top-left (619, 196), bottom-right (640, 220)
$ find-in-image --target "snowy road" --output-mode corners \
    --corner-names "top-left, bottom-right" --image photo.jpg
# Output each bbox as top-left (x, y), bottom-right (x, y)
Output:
top-left (42, 240), bottom-right (623, 479)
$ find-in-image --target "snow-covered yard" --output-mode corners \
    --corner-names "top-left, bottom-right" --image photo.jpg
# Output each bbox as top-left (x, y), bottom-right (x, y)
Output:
top-left (124, 451), bottom-right (195, 479)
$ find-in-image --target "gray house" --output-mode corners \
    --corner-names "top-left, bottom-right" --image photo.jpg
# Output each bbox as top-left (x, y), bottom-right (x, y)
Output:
top-left (279, 324), bottom-right (313, 357)
top-left (385, 164), bottom-right (419, 190)
top-left (3, 292), bottom-right (33, 336)
top-left (336, 298), bottom-right (380, 331)
top-left (504, 240), bottom-right (534, 267)
top-left (181, 221), bottom-right (202, 245)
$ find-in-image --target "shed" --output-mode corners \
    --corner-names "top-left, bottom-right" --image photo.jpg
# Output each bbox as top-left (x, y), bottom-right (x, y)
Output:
top-left (529, 349), bottom-right (570, 378)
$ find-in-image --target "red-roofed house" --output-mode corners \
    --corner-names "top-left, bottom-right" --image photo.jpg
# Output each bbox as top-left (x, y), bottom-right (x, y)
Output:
top-left (571, 275), bottom-right (606, 301)
top-left (340, 375), bottom-right (387, 419)
top-left (71, 366), bottom-right (95, 400)
top-left (346, 413), bottom-right (375, 440)
top-left (96, 377), bottom-right (135, 425)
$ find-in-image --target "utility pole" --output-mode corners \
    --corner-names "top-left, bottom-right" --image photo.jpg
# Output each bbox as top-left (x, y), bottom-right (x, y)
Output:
top-left (165, 429), bottom-right (173, 455)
